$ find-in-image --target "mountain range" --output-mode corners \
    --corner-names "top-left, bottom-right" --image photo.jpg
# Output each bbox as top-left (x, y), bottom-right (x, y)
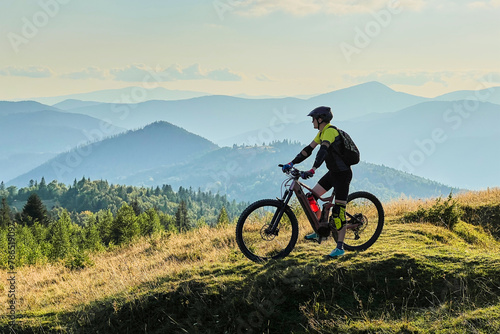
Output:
top-left (3, 81), bottom-right (499, 193)
top-left (0, 102), bottom-right (125, 182)
top-left (7, 122), bottom-right (456, 202)
top-left (8, 122), bottom-right (218, 186)
top-left (22, 87), bottom-right (211, 105)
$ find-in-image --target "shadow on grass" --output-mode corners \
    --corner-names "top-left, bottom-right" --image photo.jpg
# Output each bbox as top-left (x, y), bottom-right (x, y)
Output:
top-left (6, 248), bottom-right (500, 334)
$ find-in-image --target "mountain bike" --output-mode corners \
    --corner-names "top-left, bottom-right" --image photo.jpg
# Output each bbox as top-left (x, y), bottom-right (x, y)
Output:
top-left (235, 165), bottom-right (384, 262)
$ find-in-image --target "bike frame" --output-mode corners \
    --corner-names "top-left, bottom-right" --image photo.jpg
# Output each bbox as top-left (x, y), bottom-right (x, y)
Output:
top-left (269, 174), bottom-right (334, 235)
top-left (269, 170), bottom-right (361, 236)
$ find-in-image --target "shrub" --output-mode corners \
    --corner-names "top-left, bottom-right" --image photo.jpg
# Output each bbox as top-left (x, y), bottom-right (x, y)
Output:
top-left (402, 193), bottom-right (462, 229)
top-left (65, 250), bottom-right (94, 270)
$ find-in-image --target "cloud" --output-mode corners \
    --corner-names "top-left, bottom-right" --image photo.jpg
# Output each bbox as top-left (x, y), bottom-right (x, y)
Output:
top-left (481, 71), bottom-right (500, 83)
top-left (468, 0), bottom-right (500, 9)
top-left (232, 0), bottom-right (426, 16)
top-left (110, 64), bottom-right (242, 82)
top-left (0, 66), bottom-right (53, 78)
top-left (60, 66), bottom-right (108, 80)
top-left (256, 74), bottom-right (273, 82)
top-left (206, 68), bottom-right (243, 81)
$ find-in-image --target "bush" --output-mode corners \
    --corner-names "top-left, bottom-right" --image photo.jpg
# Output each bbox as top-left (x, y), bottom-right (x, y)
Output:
top-left (402, 193), bottom-right (462, 229)
top-left (65, 250), bottom-right (94, 270)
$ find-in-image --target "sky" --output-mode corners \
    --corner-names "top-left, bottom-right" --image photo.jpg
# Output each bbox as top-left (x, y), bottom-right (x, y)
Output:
top-left (0, 0), bottom-right (499, 100)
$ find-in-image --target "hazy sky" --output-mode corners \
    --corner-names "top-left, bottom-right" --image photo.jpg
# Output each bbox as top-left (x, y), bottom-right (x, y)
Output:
top-left (1, 0), bottom-right (499, 100)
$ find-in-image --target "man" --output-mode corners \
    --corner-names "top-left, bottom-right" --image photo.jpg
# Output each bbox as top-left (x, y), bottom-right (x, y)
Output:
top-left (282, 106), bottom-right (352, 258)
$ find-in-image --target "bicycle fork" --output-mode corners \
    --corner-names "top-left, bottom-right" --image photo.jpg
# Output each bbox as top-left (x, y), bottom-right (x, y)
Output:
top-left (267, 187), bottom-right (295, 235)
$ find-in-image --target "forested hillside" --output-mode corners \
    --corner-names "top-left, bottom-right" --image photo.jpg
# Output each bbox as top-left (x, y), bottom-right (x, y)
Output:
top-left (124, 140), bottom-right (459, 202)
top-left (0, 177), bottom-right (246, 268)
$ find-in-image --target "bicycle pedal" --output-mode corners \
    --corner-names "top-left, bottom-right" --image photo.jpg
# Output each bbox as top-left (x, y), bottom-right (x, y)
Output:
top-left (317, 236), bottom-right (328, 244)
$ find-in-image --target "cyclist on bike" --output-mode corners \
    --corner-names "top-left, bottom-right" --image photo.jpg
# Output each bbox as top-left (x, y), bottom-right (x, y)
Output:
top-left (282, 106), bottom-right (352, 258)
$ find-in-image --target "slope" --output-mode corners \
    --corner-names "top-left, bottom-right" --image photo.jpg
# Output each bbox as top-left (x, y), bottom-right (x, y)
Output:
top-left (122, 141), bottom-right (457, 202)
top-left (57, 82), bottom-right (428, 144)
top-left (307, 81), bottom-right (428, 120)
top-left (224, 100), bottom-right (500, 190)
top-left (433, 85), bottom-right (500, 105)
top-left (340, 100), bottom-right (500, 189)
top-left (0, 100), bottom-right (58, 116)
top-left (8, 121), bottom-right (219, 186)
top-left (3, 190), bottom-right (500, 333)
top-left (26, 86), bottom-right (211, 105)
top-left (0, 110), bottom-right (125, 182)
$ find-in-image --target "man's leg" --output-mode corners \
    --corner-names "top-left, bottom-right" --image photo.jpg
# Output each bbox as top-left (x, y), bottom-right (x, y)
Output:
top-left (311, 183), bottom-right (328, 198)
top-left (304, 183), bottom-right (329, 240)
top-left (328, 170), bottom-right (352, 258)
top-left (333, 199), bottom-right (347, 248)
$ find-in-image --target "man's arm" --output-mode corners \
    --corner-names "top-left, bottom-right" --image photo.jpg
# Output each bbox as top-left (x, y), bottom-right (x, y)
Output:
top-left (312, 140), bottom-right (330, 171)
top-left (291, 141), bottom-right (318, 165)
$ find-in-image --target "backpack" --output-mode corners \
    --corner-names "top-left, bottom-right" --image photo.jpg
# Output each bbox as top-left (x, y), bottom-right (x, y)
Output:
top-left (331, 126), bottom-right (360, 166)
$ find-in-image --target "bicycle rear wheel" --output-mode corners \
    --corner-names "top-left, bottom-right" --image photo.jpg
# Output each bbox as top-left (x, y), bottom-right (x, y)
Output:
top-left (332, 191), bottom-right (384, 251)
top-left (236, 199), bottom-right (299, 263)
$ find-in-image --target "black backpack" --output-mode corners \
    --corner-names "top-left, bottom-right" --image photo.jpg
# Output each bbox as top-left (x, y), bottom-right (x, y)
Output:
top-left (331, 126), bottom-right (360, 166)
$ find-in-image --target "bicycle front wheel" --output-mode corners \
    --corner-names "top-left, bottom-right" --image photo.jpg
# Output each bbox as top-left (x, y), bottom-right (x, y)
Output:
top-left (236, 199), bottom-right (299, 263)
top-left (333, 191), bottom-right (384, 251)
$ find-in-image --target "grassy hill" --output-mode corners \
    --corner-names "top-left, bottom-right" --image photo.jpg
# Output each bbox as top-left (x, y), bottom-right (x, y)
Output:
top-left (1, 189), bottom-right (499, 333)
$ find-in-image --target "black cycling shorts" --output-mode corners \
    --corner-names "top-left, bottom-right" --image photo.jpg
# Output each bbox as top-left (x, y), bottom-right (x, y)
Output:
top-left (317, 169), bottom-right (353, 202)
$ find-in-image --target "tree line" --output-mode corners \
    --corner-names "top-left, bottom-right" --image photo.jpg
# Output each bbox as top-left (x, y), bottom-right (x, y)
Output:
top-left (0, 177), bottom-right (242, 269)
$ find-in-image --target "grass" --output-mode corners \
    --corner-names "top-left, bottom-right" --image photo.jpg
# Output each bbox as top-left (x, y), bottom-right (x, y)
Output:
top-left (1, 189), bottom-right (500, 333)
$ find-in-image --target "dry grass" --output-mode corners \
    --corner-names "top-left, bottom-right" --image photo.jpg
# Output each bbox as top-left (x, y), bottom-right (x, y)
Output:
top-left (0, 226), bottom-right (239, 318)
top-left (382, 187), bottom-right (500, 220)
top-left (1, 188), bottom-right (499, 332)
top-left (454, 187), bottom-right (500, 207)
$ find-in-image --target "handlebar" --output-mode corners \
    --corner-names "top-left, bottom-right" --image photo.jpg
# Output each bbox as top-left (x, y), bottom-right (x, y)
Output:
top-left (278, 164), bottom-right (303, 179)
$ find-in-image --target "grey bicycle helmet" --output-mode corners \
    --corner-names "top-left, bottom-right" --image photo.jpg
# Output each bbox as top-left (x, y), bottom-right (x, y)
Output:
top-left (307, 106), bottom-right (333, 123)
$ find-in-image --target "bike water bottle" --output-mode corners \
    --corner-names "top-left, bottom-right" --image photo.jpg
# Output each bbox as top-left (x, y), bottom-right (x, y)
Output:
top-left (307, 193), bottom-right (321, 219)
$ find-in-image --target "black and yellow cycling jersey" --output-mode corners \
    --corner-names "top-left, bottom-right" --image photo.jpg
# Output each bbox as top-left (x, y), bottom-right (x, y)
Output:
top-left (314, 123), bottom-right (350, 172)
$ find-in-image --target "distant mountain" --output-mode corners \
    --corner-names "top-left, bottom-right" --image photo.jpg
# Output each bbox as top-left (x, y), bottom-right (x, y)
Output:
top-left (307, 81), bottom-right (428, 120)
top-left (53, 99), bottom-right (103, 110)
top-left (0, 110), bottom-right (125, 182)
top-left (8, 121), bottom-right (219, 186)
top-left (56, 82), bottom-right (429, 144)
top-left (59, 96), bottom-right (308, 143)
top-left (25, 87), bottom-right (211, 105)
top-left (87, 142), bottom-right (458, 202)
top-left (433, 86), bottom-right (500, 105)
top-left (218, 100), bottom-right (500, 190)
top-left (339, 100), bottom-right (500, 190)
top-left (0, 101), bottom-right (58, 116)
top-left (10, 132), bottom-right (457, 202)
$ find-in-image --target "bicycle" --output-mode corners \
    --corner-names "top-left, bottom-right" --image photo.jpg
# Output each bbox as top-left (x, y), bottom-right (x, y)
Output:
top-left (235, 165), bottom-right (385, 263)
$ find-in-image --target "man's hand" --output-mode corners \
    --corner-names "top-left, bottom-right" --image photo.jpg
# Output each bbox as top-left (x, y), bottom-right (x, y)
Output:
top-left (300, 168), bottom-right (315, 179)
top-left (282, 162), bottom-right (294, 172)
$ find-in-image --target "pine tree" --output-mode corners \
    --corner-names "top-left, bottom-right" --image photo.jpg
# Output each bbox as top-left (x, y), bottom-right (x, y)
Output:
top-left (0, 197), bottom-right (11, 229)
top-left (22, 193), bottom-right (48, 226)
top-left (130, 197), bottom-right (141, 216)
top-left (48, 210), bottom-right (72, 260)
top-left (175, 200), bottom-right (190, 232)
top-left (111, 204), bottom-right (140, 245)
top-left (96, 210), bottom-right (113, 246)
top-left (159, 212), bottom-right (176, 233)
top-left (83, 216), bottom-right (104, 252)
top-left (139, 208), bottom-right (162, 236)
top-left (39, 177), bottom-right (47, 198)
top-left (216, 206), bottom-right (230, 228)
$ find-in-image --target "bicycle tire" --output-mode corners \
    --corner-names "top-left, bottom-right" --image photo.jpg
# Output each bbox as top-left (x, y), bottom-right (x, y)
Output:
top-left (236, 199), bottom-right (299, 263)
top-left (333, 191), bottom-right (384, 251)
